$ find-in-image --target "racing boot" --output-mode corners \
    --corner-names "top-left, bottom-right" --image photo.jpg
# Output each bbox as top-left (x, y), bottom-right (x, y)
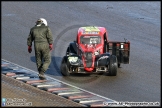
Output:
top-left (38, 71), bottom-right (46, 80)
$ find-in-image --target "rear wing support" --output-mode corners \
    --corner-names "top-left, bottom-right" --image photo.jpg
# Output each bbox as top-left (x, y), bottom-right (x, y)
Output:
top-left (107, 40), bottom-right (130, 64)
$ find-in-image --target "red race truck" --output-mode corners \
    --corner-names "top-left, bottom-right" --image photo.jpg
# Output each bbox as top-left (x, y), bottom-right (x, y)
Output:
top-left (60, 26), bottom-right (130, 76)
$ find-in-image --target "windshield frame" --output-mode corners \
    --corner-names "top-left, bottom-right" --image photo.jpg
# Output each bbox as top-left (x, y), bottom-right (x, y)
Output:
top-left (80, 35), bottom-right (101, 44)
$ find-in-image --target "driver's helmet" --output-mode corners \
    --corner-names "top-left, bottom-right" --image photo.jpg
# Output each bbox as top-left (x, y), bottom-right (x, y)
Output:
top-left (35, 18), bottom-right (48, 26)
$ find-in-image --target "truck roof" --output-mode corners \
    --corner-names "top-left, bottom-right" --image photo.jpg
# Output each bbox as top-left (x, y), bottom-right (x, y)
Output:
top-left (78, 26), bottom-right (107, 36)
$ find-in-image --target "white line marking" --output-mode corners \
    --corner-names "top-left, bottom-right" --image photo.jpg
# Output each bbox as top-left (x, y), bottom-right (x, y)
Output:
top-left (79, 100), bottom-right (103, 104)
top-left (57, 91), bottom-right (83, 95)
top-left (16, 76), bottom-right (30, 79)
top-left (35, 84), bottom-right (60, 88)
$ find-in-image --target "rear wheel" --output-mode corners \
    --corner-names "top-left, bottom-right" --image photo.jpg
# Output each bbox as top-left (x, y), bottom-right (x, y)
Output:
top-left (60, 57), bottom-right (70, 76)
top-left (106, 55), bottom-right (118, 76)
top-left (118, 63), bottom-right (121, 68)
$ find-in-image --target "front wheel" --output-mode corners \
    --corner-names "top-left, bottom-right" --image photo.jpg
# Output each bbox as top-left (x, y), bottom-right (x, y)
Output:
top-left (106, 55), bottom-right (118, 76)
top-left (60, 57), bottom-right (70, 76)
top-left (118, 63), bottom-right (121, 68)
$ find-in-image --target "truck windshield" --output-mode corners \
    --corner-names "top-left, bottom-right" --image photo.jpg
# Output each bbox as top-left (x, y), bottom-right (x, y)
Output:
top-left (80, 36), bottom-right (101, 44)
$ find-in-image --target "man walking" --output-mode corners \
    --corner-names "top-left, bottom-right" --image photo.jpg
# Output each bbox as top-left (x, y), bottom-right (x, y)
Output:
top-left (27, 18), bottom-right (53, 80)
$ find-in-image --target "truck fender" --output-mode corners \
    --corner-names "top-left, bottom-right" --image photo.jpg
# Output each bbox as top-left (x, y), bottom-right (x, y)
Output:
top-left (66, 42), bottom-right (77, 56)
top-left (95, 53), bottom-right (110, 67)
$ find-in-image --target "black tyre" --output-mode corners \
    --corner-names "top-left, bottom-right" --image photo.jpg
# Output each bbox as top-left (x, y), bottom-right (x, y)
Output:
top-left (106, 55), bottom-right (118, 76)
top-left (118, 63), bottom-right (121, 68)
top-left (60, 57), bottom-right (70, 76)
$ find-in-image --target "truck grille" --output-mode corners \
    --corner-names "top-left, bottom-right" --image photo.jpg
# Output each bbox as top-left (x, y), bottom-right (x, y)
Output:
top-left (85, 52), bottom-right (92, 67)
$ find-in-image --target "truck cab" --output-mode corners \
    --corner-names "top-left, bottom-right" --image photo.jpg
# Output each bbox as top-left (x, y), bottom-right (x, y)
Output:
top-left (61, 26), bottom-right (130, 76)
top-left (76, 26), bottom-right (109, 72)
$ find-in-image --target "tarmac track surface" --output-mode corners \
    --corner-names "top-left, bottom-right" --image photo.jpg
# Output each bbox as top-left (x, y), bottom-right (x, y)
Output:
top-left (2, 1), bottom-right (161, 105)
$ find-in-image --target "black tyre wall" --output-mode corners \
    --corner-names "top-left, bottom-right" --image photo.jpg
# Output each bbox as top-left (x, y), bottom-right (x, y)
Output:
top-left (107, 55), bottom-right (118, 76)
top-left (60, 56), bottom-right (70, 76)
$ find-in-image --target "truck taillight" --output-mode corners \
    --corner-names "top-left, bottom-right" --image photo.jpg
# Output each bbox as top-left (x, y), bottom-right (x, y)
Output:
top-left (124, 44), bottom-right (129, 50)
top-left (120, 43), bottom-right (124, 49)
top-left (124, 43), bottom-right (129, 57)
top-left (116, 43), bottom-right (120, 49)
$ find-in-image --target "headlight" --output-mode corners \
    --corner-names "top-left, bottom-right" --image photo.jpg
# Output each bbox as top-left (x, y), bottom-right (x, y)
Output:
top-left (68, 56), bottom-right (78, 63)
top-left (94, 50), bottom-right (100, 55)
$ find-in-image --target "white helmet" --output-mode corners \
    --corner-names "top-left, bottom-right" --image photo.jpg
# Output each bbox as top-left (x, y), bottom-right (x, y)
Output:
top-left (36, 18), bottom-right (48, 26)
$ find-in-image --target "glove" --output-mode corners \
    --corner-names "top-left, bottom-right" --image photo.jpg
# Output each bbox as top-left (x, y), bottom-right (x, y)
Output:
top-left (28, 46), bottom-right (32, 53)
top-left (49, 44), bottom-right (53, 51)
